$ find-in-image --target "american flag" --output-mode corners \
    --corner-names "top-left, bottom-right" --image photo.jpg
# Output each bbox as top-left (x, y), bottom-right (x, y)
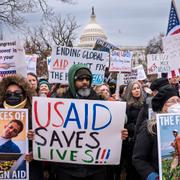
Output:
top-left (166, 0), bottom-right (180, 36)
top-left (166, 0), bottom-right (180, 78)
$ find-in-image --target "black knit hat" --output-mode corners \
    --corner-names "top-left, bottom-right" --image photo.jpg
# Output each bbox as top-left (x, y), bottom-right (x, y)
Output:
top-left (150, 78), bottom-right (169, 91)
top-left (74, 68), bottom-right (92, 80)
top-left (152, 85), bottom-right (178, 112)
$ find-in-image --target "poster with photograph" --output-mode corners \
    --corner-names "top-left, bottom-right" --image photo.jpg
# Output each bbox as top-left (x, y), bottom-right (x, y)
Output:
top-left (156, 113), bottom-right (180, 180)
top-left (0, 109), bottom-right (29, 180)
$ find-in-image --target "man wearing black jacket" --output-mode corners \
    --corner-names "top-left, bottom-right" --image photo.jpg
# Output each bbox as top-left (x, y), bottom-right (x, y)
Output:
top-left (55, 64), bottom-right (107, 180)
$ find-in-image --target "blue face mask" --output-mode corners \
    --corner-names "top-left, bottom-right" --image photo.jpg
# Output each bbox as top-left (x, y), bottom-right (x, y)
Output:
top-left (5, 91), bottom-right (24, 106)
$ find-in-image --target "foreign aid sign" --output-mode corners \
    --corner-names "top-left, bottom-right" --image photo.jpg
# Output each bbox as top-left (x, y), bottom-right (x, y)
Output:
top-left (32, 97), bottom-right (126, 165)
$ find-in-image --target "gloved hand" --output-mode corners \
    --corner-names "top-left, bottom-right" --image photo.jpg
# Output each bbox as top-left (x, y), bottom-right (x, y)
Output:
top-left (147, 172), bottom-right (159, 180)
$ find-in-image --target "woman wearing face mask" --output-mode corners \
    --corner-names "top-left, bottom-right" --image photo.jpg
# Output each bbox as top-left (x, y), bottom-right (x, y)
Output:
top-left (0, 75), bottom-right (44, 180)
top-left (132, 85), bottom-right (180, 180)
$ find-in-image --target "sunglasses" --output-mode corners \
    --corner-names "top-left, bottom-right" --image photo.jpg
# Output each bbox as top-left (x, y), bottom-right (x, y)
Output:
top-left (5, 90), bottom-right (24, 97)
top-left (77, 76), bottom-right (91, 81)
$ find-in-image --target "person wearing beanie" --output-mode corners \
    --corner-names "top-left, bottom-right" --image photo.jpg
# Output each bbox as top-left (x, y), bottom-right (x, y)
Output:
top-left (38, 79), bottom-right (50, 97)
top-left (150, 78), bottom-right (169, 96)
top-left (132, 85), bottom-right (180, 180)
top-left (54, 64), bottom-right (108, 180)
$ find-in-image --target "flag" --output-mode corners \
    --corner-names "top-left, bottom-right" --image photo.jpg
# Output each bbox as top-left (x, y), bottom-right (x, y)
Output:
top-left (166, 0), bottom-right (180, 78)
top-left (166, 0), bottom-right (180, 36)
top-left (168, 68), bottom-right (180, 78)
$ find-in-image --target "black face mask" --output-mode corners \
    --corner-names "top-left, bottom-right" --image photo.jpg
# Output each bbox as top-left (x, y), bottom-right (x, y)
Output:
top-left (5, 91), bottom-right (24, 106)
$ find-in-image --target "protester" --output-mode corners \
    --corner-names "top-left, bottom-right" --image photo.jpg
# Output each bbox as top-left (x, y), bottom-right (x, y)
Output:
top-left (135, 77), bottom-right (170, 138)
top-left (150, 77), bottom-right (169, 96)
top-left (42, 64), bottom-right (126, 180)
top-left (94, 83), bottom-right (114, 100)
top-left (56, 84), bottom-right (69, 97)
top-left (0, 74), bottom-right (43, 180)
top-left (119, 84), bottom-right (127, 101)
top-left (132, 85), bottom-right (180, 180)
top-left (53, 64), bottom-right (108, 180)
top-left (27, 72), bottom-right (39, 94)
top-left (123, 80), bottom-right (144, 180)
top-left (38, 79), bottom-right (50, 97)
top-left (168, 76), bottom-right (180, 96)
top-left (0, 119), bottom-right (24, 153)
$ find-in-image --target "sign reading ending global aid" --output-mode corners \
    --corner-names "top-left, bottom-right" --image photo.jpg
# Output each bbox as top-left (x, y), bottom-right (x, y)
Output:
top-left (32, 97), bottom-right (126, 165)
top-left (49, 46), bottom-right (108, 85)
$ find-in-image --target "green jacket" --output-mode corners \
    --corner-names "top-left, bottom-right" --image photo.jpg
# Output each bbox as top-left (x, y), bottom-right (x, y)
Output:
top-left (68, 64), bottom-right (92, 98)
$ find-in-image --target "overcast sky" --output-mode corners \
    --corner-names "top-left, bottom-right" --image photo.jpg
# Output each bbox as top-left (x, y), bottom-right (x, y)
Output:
top-left (4, 0), bottom-right (180, 47)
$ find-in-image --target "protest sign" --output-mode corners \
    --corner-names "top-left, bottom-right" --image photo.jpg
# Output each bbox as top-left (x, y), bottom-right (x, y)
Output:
top-left (157, 113), bottom-right (180, 180)
top-left (133, 65), bottom-right (147, 81)
top-left (32, 97), bottom-right (126, 165)
top-left (117, 65), bottom-right (146, 85)
top-left (25, 54), bottom-right (38, 74)
top-left (110, 50), bottom-right (132, 72)
top-left (49, 46), bottom-right (108, 85)
top-left (116, 72), bottom-right (137, 85)
top-left (163, 33), bottom-right (180, 72)
top-left (93, 38), bottom-right (118, 53)
top-left (147, 54), bottom-right (170, 74)
top-left (0, 109), bottom-right (29, 180)
top-left (0, 40), bottom-right (26, 78)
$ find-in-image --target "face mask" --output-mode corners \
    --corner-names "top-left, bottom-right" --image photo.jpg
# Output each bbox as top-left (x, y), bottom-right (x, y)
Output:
top-left (5, 92), bottom-right (23, 106)
top-left (77, 88), bottom-right (91, 97)
top-left (167, 103), bottom-right (180, 113)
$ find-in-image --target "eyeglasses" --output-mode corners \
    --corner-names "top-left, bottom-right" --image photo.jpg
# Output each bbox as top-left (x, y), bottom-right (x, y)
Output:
top-left (77, 76), bottom-right (90, 82)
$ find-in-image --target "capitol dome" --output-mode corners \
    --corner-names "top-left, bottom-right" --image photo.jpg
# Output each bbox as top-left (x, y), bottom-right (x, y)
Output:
top-left (78, 7), bottom-right (107, 48)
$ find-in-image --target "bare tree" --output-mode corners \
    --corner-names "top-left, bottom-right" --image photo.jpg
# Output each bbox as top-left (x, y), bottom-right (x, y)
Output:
top-left (50, 15), bottom-right (80, 46)
top-left (146, 33), bottom-right (164, 54)
top-left (0, 0), bottom-right (74, 29)
top-left (24, 14), bottom-right (79, 77)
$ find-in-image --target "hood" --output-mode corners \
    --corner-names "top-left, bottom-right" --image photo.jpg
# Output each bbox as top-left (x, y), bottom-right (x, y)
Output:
top-left (0, 74), bottom-right (37, 107)
top-left (68, 64), bottom-right (92, 98)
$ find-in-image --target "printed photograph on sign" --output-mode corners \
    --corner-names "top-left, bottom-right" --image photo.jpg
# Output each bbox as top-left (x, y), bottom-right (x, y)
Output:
top-left (157, 113), bottom-right (180, 180)
top-left (0, 109), bottom-right (29, 180)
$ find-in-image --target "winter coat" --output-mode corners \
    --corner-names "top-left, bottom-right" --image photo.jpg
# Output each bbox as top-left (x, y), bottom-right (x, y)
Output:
top-left (132, 122), bottom-right (159, 180)
top-left (55, 64), bottom-right (106, 177)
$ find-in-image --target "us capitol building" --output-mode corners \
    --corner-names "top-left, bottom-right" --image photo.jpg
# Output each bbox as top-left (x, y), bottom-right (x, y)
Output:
top-left (78, 7), bottom-right (146, 68)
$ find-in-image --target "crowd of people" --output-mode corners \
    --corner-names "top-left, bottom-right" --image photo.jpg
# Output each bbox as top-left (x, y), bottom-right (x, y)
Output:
top-left (0, 64), bottom-right (180, 180)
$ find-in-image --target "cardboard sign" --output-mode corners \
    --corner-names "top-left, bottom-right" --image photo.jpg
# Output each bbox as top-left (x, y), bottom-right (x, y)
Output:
top-left (32, 97), bottom-right (126, 165)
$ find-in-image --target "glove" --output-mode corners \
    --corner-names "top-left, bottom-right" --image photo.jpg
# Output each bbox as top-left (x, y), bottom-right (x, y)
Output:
top-left (147, 172), bottom-right (159, 180)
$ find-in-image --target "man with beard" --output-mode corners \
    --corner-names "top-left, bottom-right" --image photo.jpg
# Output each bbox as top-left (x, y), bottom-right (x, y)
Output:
top-left (55, 64), bottom-right (108, 180)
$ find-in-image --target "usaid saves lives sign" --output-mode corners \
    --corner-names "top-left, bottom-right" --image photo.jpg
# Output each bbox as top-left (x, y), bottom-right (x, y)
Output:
top-left (32, 97), bottom-right (126, 165)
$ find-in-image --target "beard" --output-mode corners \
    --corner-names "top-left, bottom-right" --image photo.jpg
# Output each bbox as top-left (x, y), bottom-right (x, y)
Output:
top-left (77, 88), bottom-right (91, 97)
